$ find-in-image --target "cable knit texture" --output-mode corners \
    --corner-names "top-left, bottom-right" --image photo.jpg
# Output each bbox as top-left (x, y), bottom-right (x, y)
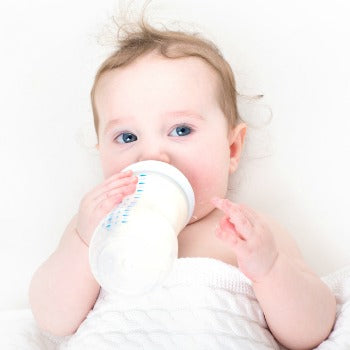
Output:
top-left (1, 260), bottom-right (349, 349)
top-left (59, 257), bottom-right (282, 349)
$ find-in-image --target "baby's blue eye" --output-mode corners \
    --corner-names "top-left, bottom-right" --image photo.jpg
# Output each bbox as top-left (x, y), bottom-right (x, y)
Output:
top-left (170, 125), bottom-right (192, 137)
top-left (114, 125), bottom-right (192, 144)
top-left (115, 132), bottom-right (137, 144)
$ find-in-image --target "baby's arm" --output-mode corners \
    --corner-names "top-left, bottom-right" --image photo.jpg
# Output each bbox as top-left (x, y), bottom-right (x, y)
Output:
top-left (212, 198), bottom-right (336, 350)
top-left (29, 170), bottom-right (138, 336)
top-left (253, 247), bottom-right (335, 350)
top-left (28, 214), bottom-right (100, 336)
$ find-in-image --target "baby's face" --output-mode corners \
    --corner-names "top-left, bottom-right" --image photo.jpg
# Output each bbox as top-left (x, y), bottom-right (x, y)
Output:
top-left (94, 52), bottom-right (240, 223)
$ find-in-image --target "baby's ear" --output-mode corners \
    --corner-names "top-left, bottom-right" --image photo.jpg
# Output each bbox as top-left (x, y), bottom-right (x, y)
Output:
top-left (228, 123), bottom-right (246, 174)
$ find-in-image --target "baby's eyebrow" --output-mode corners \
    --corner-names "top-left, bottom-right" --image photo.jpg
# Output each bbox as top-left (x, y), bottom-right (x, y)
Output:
top-left (103, 110), bottom-right (204, 135)
top-left (163, 110), bottom-right (204, 120)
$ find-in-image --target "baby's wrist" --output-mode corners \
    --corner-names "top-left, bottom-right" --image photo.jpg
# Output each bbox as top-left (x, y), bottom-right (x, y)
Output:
top-left (252, 251), bottom-right (281, 285)
top-left (75, 228), bottom-right (89, 248)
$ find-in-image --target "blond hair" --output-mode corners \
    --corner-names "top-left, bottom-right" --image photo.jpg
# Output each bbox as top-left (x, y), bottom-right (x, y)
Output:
top-left (91, 12), bottom-right (242, 142)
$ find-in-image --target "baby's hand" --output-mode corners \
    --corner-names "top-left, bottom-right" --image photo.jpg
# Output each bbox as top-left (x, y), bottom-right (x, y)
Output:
top-left (76, 170), bottom-right (138, 246)
top-left (211, 197), bottom-right (279, 283)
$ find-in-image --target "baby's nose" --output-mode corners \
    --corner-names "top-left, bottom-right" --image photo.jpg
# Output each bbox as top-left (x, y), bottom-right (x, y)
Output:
top-left (137, 151), bottom-right (170, 164)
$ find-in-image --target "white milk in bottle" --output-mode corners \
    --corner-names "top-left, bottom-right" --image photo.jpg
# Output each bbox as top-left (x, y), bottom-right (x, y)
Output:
top-left (89, 160), bottom-right (195, 295)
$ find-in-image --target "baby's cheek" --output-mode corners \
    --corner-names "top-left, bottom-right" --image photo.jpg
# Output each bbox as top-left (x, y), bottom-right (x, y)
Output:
top-left (190, 180), bottom-right (228, 221)
top-left (196, 171), bottom-right (229, 201)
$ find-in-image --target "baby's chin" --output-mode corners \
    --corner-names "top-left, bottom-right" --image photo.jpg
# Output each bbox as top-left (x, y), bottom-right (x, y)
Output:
top-left (188, 214), bottom-right (199, 225)
top-left (187, 205), bottom-right (220, 225)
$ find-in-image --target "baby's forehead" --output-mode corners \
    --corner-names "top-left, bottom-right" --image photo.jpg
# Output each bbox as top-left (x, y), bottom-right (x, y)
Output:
top-left (95, 53), bottom-right (222, 111)
top-left (98, 52), bottom-right (221, 91)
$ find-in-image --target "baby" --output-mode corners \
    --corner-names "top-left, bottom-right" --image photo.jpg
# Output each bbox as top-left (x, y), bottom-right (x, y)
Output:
top-left (29, 16), bottom-right (336, 350)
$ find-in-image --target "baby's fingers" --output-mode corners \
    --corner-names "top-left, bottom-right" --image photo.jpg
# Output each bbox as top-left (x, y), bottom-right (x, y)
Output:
top-left (212, 197), bottom-right (253, 239)
top-left (92, 170), bottom-right (135, 197)
top-left (216, 216), bottom-right (255, 260)
top-left (95, 183), bottom-right (137, 209)
top-left (215, 216), bottom-right (239, 244)
top-left (93, 176), bottom-right (138, 202)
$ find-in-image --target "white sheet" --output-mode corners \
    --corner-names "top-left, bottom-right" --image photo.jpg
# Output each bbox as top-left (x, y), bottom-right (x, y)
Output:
top-left (0, 309), bottom-right (66, 349)
top-left (1, 262), bottom-right (349, 350)
top-left (315, 266), bottom-right (350, 349)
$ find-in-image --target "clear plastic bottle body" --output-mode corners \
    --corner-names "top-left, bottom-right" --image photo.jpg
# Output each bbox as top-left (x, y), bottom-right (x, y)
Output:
top-left (89, 161), bottom-right (195, 295)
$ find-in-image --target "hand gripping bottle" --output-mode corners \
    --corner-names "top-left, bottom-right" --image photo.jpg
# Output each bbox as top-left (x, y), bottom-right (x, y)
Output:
top-left (89, 160), bottom-right (195, 295)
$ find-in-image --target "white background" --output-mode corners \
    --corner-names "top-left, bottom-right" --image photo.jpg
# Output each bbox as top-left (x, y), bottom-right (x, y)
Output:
top-left (0, 0), bottom-right (349, 310)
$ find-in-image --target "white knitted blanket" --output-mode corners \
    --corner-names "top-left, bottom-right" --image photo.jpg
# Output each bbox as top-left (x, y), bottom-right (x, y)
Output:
top-left (1, 258), bottom-right (350, 349)
top-left (59, 257), bottom-right (280, 349)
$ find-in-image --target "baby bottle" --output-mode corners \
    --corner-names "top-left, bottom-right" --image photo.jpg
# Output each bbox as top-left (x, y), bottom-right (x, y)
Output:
top-left (89, 160), bottom-right (195, 295)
